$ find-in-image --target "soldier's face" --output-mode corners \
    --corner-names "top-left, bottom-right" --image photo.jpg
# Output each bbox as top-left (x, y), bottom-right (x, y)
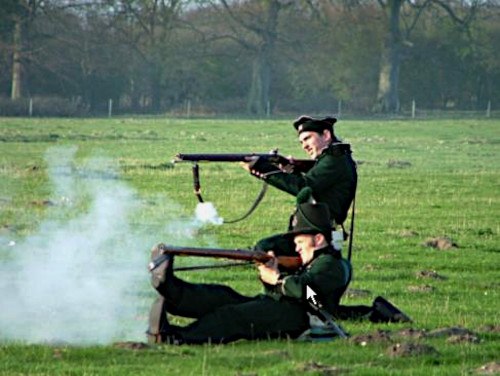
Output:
top-left (298, 130), bottom-right (331, 159)
top-left (294, 234), bottom-right (317, 264)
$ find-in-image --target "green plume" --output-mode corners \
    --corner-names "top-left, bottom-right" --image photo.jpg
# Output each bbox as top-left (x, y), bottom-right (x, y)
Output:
top-left (296, 187), bottom-right (314, 204)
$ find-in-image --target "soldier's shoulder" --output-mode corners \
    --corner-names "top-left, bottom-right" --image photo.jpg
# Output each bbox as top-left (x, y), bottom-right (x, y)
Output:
top-left (308, 252), bottom-right (341, 269)
top-left (326, 143), bottom-right (352, 156)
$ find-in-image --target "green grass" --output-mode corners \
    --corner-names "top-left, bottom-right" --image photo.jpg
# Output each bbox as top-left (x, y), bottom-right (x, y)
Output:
top-left (0, 117), bottom-right (498, 375)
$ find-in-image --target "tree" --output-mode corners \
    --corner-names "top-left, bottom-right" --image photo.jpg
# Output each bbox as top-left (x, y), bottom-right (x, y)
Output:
top-left (104, 0), bottom-right (188, 112)
top-left (373, 0), bottom-right (404, 113)
top-left (205, 0), bottom-right (291, 115)
top-left (373, 0), bottom-right (489, 113)
top-left (0, 0), bottom-right (40, 99)
top-left (282, 2), bottom-right (383, 113)
top-left (242, 0), bottom-right (280, 115)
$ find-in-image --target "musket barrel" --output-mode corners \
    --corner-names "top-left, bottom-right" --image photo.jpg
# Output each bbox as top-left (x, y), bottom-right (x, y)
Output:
top-left (149, 244), bottom-right (302, 271)
top-left (175, 153), bottom-right (274, 163)
top-left (173, 152), bottom-right (315, 173)
top-left (158, 245), bottom-right (271, 263)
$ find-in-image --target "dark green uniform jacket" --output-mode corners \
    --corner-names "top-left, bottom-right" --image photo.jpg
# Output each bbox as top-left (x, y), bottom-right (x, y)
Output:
top-left (252, 142), bottom-right (357, 225)
top-left (265, 246), bottom-right (351, 314)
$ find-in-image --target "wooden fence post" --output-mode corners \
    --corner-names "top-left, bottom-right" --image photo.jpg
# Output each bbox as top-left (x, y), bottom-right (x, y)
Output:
top-left (108, 99), bottom-right (113, 117)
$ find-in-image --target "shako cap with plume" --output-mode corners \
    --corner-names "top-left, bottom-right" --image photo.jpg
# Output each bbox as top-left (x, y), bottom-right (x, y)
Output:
top-left (287, 187), bottom-right (333, 241)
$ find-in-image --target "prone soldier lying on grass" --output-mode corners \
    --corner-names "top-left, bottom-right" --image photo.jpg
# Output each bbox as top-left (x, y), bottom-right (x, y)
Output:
top-left (146, 200), bottom-right (410, 345)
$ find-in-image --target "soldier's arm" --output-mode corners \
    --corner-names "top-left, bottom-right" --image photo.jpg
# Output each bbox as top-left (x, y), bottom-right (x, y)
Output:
top-left (264, 154), bottom-right (345, 199)
top-left (247, 157), bottom-right (309, 196)
top-left (270, 255), bottom-right (345, 303)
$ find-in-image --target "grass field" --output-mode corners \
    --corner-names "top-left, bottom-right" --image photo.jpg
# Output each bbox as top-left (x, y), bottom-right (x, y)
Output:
top-left (0, 117), bottom-right (498, 375)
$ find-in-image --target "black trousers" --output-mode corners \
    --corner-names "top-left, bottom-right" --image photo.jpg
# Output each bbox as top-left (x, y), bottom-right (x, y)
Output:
top-left (156, 275), bottom-right (309, 344)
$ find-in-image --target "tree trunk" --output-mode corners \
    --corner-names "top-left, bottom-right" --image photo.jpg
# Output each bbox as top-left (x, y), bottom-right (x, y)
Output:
top-left (374, 0), bottom-right (402, 113)
top-left (149, 66), bottom-right (162, 113)
top-left (247, 53), bottom-right (271, 115)
top-left (129, 77), bottom-right (140, 112)
top-left (11, 17), bottom-right (23, 100)
top-left (246, 0), bottom-right (279, 115)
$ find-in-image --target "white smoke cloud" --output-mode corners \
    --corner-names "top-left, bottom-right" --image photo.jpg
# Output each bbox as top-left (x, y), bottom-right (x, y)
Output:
top-left (0, 146), bottom-right (217, 345)
top-left (195, 202), bottom-right (224, 225)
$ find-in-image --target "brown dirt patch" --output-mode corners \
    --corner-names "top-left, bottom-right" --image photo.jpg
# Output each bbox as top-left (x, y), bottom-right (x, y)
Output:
top-left (386, 343), bottom-right (439, 357)
top-left (262, 350), bottom-right (290, 359)
top-left (475, 362), bottom-right (500, 375)
top-left (399, 230), bottom-right (419, 237)
top-left (407, 284), bottom-right (435, 293)
top-left (395, 328), bottom-right (427, 339)
top-left (31, 199), bottom-right (56, 207)
top-left (299, 361), bottom-right (348, 375)
top-left (52, 348), bottom-right (65, 359)
top-left (480, 325), bottom-right (500, 333)
top-left (447, 333), bottom-right (481, 344)
top-left (345, 288), bottom-right (372, 298)
top-left (387, 159), bottom-right (412, 168)
top-left (427, 326), bottom-right (477, 338)
top-left (113, 341), bottom-right (150, 350)
top-left (423, 236), bottom-right (458, 250)
top-left (416, 270), bottom-right (447, 280)
top-left (362, 264), bottom-right (378, 271)
top-left (378, 254), bottom-right (393, 259)
top-left (351, 330), bottom-right (392, 346)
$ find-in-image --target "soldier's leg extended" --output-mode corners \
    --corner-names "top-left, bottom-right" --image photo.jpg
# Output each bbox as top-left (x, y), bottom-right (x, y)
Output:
top-left (170, 296), bottom-right (309, 345)
top-left (148, 243), bottom-right (254, 343)
top-left (335, 304), bottom-right (372, 320)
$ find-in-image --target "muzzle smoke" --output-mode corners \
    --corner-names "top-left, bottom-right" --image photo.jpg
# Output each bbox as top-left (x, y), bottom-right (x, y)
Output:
top-left (0, 146), bottom-right (216, 345)
top-left (195, 202), bottom-right (224, 225)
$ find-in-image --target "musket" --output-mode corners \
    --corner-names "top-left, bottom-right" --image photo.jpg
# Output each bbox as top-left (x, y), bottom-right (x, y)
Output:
top-left (148, 244), bottom-right (302, 272)
top-left (173, 151), bottom-right (315, 174)
top-left (172, 151), bottom-right (315, 223)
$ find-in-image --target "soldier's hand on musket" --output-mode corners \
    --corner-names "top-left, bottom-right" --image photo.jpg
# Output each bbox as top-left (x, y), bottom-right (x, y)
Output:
top-left (240, 156), bottom-right (263, 177)
top-left (279, 155), bottom-right (295, 173)
top-left (240, 161), bottom-right (251, 172)
top-left (257, 251), bottom-right (280, 285)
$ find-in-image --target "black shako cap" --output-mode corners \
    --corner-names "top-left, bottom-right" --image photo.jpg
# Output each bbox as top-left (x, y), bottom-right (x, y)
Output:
top-left (293, 115), bottom-right (337, 135)
top-left (287, 202), bottom-right (333, 241)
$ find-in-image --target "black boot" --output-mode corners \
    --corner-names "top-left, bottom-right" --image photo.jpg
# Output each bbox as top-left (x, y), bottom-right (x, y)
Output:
top-left (369, 296), bottom-right (412, 323)
top-left (149, 243), bottom-right (174, 290)
top-left (147, 244), bottom-right (181, 344)
top-left (146, 295), bottom-right (169, 344)
top-left (146, 296), bottom-right (185, 345)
